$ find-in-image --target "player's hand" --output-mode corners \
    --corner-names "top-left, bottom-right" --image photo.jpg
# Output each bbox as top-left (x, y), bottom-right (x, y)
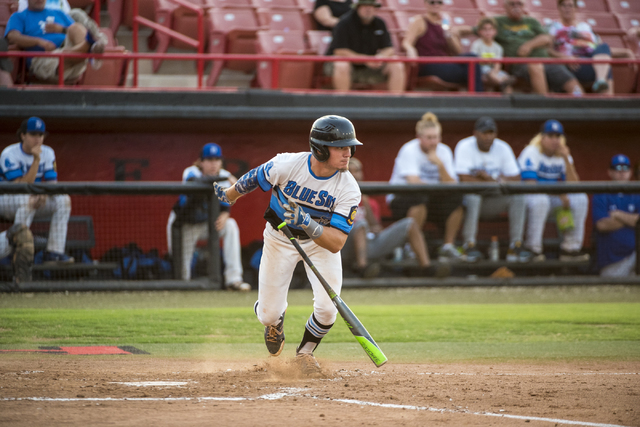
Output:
top-left (556, 144), bottom-right (570, 158)
top-left (31, 145), bottom-right (42, 157)
top-left (29, 195), bottom-right (47, 209)
top-left (213, 182), bottom-right (234, 205)
top-left (283, 200), bottom-right (311, 228)
top-left (44, 22), bottom-right (65, 33)
top-left (215, 211), bottom-right (229, 232)
top-left (559, 194), bottom-right (570, 209)
top-left (38, 39), bottom-right (57, 51)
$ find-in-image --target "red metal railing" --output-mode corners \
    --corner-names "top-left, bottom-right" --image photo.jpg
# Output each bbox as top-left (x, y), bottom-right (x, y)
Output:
top-left (2, 50), bottom-right (639, 94)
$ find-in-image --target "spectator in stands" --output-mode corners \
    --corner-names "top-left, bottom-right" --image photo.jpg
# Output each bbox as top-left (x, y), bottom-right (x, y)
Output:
top-left (547, 0), bottom-right (620, 94)
top-left (592, 154), bottom-right (640, 277)
top-left (454, 117), bottom-right (531, 262)
top-left (387, 112), bottom-right (466, 262)
top-left (313, 0), bottom-right (352, 32)
top-left (324, 0), bottom-right (406, 93)
top-left (342, 157), bottom-right (445, 278)
top-left (166, 143), bottom-right (250, 291)
top-left (0, 39), bottom-right (13, 87)
top-left (0, 117), bottom-right (74, 264)
top-left (517, 119), bottom-right (589, 262)
top-left (460, 0), bottom-right (583, 95)
top-left (470, 17), bottom-right (516, 93)
top-left (4, 0), bottom-right (106, 83)
top-left (401, 0), bottom-right (483, 92)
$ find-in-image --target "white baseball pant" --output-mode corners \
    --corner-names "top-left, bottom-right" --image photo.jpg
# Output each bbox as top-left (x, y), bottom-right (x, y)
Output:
top-left (524, 193), bottom-right (589, 254)
top-left (600, 252), bottom-right (636, 277)
top-left (166, 211), bottom-right (243, 283)
top-left (0, 194), bottom-right (71, 258)
top-left (255, 223), bottom-right (341, 327)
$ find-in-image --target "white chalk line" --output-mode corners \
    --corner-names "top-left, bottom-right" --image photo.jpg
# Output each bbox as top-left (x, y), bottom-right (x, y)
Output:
top-left (2, 387), bottom-right (632, 427)
top-left (418, 372), bottom-right (639, 377)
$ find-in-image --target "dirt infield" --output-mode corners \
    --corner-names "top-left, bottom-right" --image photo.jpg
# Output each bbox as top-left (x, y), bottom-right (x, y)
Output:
top-left (1, 355), bottom-right (638, 427)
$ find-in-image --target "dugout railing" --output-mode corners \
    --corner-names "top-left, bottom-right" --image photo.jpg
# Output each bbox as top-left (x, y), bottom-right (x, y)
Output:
top-left (1, 181), bottom-right (640, 292)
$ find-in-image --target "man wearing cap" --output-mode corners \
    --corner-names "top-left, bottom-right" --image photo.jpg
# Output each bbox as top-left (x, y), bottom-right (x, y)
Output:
top-left (454, 117), bottom-right (530, 262)
top-left (324, 0), bottom-right (405, 93)
top-left (517, 119), bottom-right (589, 262)
top-left (167, 143), bottom-right (250, 291)
top-left (592, 154), bottom-right (640, 277)
top-left (0, 116), bottom-right (74, 265)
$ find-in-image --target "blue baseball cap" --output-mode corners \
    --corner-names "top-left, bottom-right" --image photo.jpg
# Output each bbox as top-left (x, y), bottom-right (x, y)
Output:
top-left (541, 119), bottom-right (564, 135)
top-left (610, 154), bottom-right (631, 170)
top-left (26, 117), bottom-right (46, 134)
top-left (201, 143), bottom-right (223, 159)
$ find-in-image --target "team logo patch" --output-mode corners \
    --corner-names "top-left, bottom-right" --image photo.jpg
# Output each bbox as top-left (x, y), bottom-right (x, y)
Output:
top-left (347, 206), bottom-right (358, 226)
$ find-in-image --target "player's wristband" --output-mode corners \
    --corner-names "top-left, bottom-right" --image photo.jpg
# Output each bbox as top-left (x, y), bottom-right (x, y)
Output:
top-left (301, 217), bottom-right (323, 240)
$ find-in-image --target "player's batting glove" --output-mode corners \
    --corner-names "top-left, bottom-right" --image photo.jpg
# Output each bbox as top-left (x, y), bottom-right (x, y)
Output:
top-left (213, 182), bottom-right (235, 206)
top-left (283, 201), bottom-right (324, 239)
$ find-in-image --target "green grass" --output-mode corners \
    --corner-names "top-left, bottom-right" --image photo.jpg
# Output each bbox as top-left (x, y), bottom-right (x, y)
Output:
top-left (1, 287), bottom-right (639, 361)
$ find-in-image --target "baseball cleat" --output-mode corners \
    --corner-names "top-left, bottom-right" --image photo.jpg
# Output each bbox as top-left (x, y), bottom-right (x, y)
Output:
top-left (264, 313), bottom-right (285, 356)
top-left (295, 352), bottom-right (322, 375)
top-left (227, 281), bottom-right (251, 292)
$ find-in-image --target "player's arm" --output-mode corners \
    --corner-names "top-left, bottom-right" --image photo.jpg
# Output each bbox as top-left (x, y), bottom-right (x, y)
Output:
top-left (214, 164), bottom-right (266, 205)
top-left (14, 150), bottom-right (41, 184)
top-left (310, 226), bottom-right (348, 253)
top-left (5, 30), bottom-right (56, 51)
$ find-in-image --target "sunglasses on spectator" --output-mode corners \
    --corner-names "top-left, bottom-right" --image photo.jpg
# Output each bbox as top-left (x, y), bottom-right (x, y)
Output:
top-left (611, 165), bottom-right (631, 171)
top-left (428, 0), bottom-right (443, 4)
top-left (507, 1), bottom-right (524, 6)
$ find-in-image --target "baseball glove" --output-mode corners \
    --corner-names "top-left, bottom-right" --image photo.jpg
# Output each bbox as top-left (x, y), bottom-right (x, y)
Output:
top-left (7, 224), bottom-right (34, 286)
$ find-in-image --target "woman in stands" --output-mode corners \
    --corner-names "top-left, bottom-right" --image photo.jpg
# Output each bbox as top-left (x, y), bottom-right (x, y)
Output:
top-left (547, 0), bottom-right (635, 94)
top-left (401, 0), bottom-right (483, 91)
top-left (313, 0), bottom-right (353, 31)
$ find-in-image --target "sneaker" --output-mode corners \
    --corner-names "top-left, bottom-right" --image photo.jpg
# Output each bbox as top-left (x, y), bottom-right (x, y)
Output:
top-left (530, 251), bottom-right (546, 262)
top-left (43, 251), bottom-right (74, 264)
top-left (438, 244), bottom-right (465, 263)
top-left (264, 313), bottom-right (285, 356)
top-left (559, 249), bottom-right (590, 262)
top-left (227, 281), bottom-right (251, 291)
top-left (462, 242), bottom-right (484, 263)
top-left (295, 351), bottom-right (322, 375)
top-left (89, 38), bottom-right (107, 70)
top-left (591, 79), bottom-right (609, 93)
top-left (506, 241), bottom-right (532, 263)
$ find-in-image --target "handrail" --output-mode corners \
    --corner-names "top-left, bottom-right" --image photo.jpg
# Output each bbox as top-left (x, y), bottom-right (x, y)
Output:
top-left (132, 0), bottom-right (204, 88)
top-left (2, 50), bottom-right (639, 92)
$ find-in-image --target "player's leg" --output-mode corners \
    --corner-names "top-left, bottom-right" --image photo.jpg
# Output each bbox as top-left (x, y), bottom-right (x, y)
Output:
top-left (256, 225), bottom-right (301, 356)
top-left (559, 193), bottom-right (589, 259)
top-left (13, 195), bottom-right (36, 228)
top-left (600, 252), bottom-right (636, 277)
top-left (524, 194), bottom-right (550, 257)
top-left (37, 195), bottom-right (72, 262)
top-left (180, 223), bottom-right (206, 280)
top-left (461, 194), bottom-right (482, 259)
top-left (297, 241), bottom-right (342, 370)
top-left (166, 211), bottom-right (176, 255)
top-left (219, 217), bottom-right (250, 291)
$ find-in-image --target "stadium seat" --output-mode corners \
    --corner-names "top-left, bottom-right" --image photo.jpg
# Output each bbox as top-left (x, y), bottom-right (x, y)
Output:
top-left (575, 12), bottom-right (622, 35)
top-left (449, 9), bottom-right (483, 29)
top-left (108, 0), bottom-right (158, 35)
top-left (252, 0), bottom-right (301, 9)
top-left (204, 0), bottom-right (253, 7)
top-left (614, 13), bottom-right (640, 33)
top-left (598, 34), bottom-right (638, 93)
top-left (256, 8), bottom-right (312, 32)
top-left (306, 29), bottom-right (331, 88)
top-left (474, 0), bottom-right (506, 15)
top-left (81, 46), bottom-right (129, 86)
top-left (206, 7), bottom-right (260, 86)
top-left (384, 0), bottom-right (423, 13)
top-left (525, 0), bottom-right (558, 13)
top-left (254, 30), bottom-right (315, 89)
top-left (574, 0), bottom-right (609, 14)
top-left (607, 0), bottom-right (640, 14)
top-left (376, 8), bottom-right (399, 33)
top-left (296, 0), bottom-right (314, 13)
top-left (442, 0), bottom-right (477, 10)
top-left (393, 10), bottom-right (417, 33)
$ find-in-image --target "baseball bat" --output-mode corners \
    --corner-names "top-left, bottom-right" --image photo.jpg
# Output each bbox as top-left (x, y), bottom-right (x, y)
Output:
top-left (278, 222), bottom-right (388, 367)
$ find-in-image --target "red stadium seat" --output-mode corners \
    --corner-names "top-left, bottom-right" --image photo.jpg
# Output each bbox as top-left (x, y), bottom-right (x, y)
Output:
top-left (384, 0), bottom-right (423, 13)
top-left (442, 0), bottom-right (477, 10)
top-left (574, 0), bottom-right (609, 14)
top-left (296, 0), bottom-right (315, 13)
top-left (206, 7), bottom-right (261, 86)
top-left (252, 0), bottom-right (301, 9)
top-left (449, 9), bottom-right (483, 28)
top-left (204, 0), bottom-right (253, 7)
top-left (597, 34), bottom-right (638, 93)
top-left (306, 30), bottom-right (332, 55)
top-left (82, 46), bottom-right (129, 86)
top-left (614, 13), bottom-right (640, 33)
top-left (607, 0), bottom-right (640, 14)
top-left (256, 8), bottom-right (312, 32)
top-left (376, 8), bottom-right (399, 33)
top-left (108, 0), bottom-right (158, 35)
top-left (393, 10), bottom-right (418, 33)
top-left (255, 30), bottom-right (315, 89)
top-left (575, 12), bottom-right (622, 35)
top-left (525, 0), bottom-right (558, 13)
top-left (474, 0), bottom-right (505, 15)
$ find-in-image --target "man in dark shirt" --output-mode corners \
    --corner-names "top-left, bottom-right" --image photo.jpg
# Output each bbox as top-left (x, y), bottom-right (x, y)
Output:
top-left (325, 0), bottom-right (405, 93)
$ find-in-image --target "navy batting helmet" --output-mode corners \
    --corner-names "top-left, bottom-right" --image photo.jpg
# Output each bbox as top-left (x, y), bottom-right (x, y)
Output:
top-left (309, 115), bottom-right (362, 162)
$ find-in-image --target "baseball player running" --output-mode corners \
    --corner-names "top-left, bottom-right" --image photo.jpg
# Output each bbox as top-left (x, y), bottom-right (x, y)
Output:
top-left (0, 117), bottom-right (73, 275)
top-left (214, 115), bottom-right (362, 374)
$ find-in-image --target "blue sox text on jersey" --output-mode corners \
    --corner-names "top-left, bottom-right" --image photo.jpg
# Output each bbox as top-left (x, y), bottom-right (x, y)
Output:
top-left (282, 180), bottom-right (336, 209)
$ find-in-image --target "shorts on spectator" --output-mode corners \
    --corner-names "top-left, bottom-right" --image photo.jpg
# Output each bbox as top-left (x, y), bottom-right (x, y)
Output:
top-left (511, 62), bottom-right (574, 92)
top-left (324, 62), bottom-right (388, 85)
top-left (30, 43), bottom-right (87, 82)
top-left (389, 193), bottom-right (463, 230)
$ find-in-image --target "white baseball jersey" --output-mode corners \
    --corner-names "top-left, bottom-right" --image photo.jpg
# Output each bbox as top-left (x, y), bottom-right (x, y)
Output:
top-left (518, 144), bottom-right (573, 182)
top-left (256, 152), bottom-right (361, 236)
top-left (0, 143), bottom-right (57, 182)
top-left (454, 136), bottom-right (520, 179)
top-left (387, 139), bottom-right (456, 203)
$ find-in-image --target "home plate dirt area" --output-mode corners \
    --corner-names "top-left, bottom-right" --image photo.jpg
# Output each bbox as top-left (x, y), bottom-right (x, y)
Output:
top-left (0, 356), bottom-right (638, 427)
